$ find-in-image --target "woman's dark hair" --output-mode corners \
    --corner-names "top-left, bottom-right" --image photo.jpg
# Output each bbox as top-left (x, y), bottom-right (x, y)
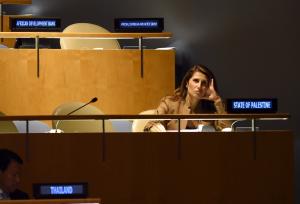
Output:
top-left (171, 64), bottom-right (219, 113)
top-left (174, 64), bottom-right (218, 99)
top-left (0, 149), bottom-right (23, 172)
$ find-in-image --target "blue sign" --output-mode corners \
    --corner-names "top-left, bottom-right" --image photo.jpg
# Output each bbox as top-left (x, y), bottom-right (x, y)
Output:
top-left (119, 20), bottom-right (159, 28)
top-left (227, 98), bottom-right (277, 113)
top-left (33, 183), bottom-right (87, 199)
top-left (10, 18), bottom-right (61, 31)
top-left (115, 18), bottom-right (164, 32)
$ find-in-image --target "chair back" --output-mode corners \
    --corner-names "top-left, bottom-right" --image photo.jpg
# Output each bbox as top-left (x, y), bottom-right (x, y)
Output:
top-left (60, 23), bottom-right (121, 50)
top-left (0, 112), bottom-right (18, 133)
top-left (13, 121), bottom-right (50, 133)
top-left (0, 44), bottom-right (8, 49)
top-left (52, 102), bottom-right (113, 133)
top-left (111, 120), bottom-right (132, 132)
top-left (132, 109), bottom-right (156, 132)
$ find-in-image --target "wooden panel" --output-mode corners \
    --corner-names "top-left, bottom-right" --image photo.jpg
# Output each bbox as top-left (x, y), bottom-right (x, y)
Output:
top-left (0, 49), bottom-right (175, 115)
top-left (0, 32), bottom-right (172, 38)
top-left (0, 131), bottom-right (294, 204)
top-left (179, 131), bottom-right (294, 204)
top-left (0, 198), bottom-right (100, 204)
top-left (1, 15), bottom-right (37, 48)
top-left (2, 16), bottom-right (16, 47)
top-left (0, 0), bottom-right (31, 4)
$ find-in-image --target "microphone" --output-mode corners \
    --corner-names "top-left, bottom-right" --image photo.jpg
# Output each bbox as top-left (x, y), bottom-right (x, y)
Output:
top-left (50, 97), bottom-right (98, 133)
top-left (65, 97), bottom-right (98, 116)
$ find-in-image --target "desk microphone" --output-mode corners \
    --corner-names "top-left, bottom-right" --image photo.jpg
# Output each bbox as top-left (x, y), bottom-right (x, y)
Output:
top-left (51, 97), bottom-right (98, 133)
top-left (66, 97), bottom-right (98, 116)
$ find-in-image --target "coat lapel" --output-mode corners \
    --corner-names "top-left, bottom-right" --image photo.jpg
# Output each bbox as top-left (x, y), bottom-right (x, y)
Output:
top-left (179, 99), bottom-right (191, 129)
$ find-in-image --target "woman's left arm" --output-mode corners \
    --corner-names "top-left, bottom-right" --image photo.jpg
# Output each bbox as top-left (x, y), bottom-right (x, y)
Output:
top-left (206, 79), bottom-right (232, 130)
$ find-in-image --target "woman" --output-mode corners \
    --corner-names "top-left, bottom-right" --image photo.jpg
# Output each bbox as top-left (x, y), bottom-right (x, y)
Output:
top-left (145, 64), bottom-right (231, 132)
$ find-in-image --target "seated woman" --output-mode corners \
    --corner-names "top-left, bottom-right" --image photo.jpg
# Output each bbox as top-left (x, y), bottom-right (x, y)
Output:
top-left (144, 64), bottom-right (231, 132)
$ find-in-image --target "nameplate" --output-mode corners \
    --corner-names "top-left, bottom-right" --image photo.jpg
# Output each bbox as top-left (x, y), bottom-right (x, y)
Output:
top-left (10, 17), bottom-right (61, 31)
top-left (33, 182), bottom-right (87, 199)
top-left (114, 18), bottom-right (164, 32)
top-left (226, 98), bottom-right (278, 113)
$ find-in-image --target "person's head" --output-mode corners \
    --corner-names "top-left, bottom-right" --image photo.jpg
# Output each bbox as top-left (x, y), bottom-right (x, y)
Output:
top-left (175, 64), bottom-right (218, 100)
top-left (0, 149), bottom-right (23, 193)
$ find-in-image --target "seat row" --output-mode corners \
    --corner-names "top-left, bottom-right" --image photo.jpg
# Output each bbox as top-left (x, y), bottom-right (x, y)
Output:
top-left (0, 102), bottom-right (155, 133)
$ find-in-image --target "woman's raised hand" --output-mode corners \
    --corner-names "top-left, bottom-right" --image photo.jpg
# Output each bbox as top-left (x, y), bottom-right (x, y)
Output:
top-left (204, 79), bottom-right (221, 103)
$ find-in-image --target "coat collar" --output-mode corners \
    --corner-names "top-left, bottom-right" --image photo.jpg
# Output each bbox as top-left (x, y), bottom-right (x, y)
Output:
top-left (178, 98), bottom-right (192, 129)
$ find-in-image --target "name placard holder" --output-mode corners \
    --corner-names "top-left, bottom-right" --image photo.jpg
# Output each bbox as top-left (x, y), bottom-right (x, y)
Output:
top-left (114, 18), bottom-right (164, 32)
top-left (226, 98), bottom-right (278, 113)
top-left (10, 17), bottom-right (61, 31)
top-left (33, 182), bottom-right (88, 199)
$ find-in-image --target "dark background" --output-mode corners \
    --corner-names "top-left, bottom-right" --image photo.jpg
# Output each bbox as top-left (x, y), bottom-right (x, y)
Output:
top-left (4, 0), bottom-right (299, 202)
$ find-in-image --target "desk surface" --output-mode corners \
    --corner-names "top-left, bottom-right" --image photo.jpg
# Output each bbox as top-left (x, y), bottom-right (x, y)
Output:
top-left (0, 198), bottom-right (100, 204)
top-left (0, 0), bottom-right (31, 4)
top-left (0, 32), bottom-right (172, 39)
top-left (0, 113), bottom-right (290, 121)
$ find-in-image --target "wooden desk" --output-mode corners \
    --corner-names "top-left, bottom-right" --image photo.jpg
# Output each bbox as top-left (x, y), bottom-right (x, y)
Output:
top-left (0, 49), bottom-right (175, 115)
top-left (0, 130), bottom-right (294, 204)
top-left (0, 198), bottom-right (100, 204)
top-left (0, 0), bottom-right (31, 3)
top-left (0, 0), bottom-right (32, 44)
top-left (0, 30), bottom-right (175, 115)
top-left (0, 114), bottom-right (293, 204)
top-left (0, 32), bottom-right (172, 39)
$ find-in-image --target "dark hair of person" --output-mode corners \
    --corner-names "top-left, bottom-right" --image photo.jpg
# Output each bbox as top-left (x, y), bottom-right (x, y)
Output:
top-left (172, 64), bottom-right (219, 113)
top-left (174, 64), bottom-right (218, 99)
top-left (0, 149), bottom-right (23, 172)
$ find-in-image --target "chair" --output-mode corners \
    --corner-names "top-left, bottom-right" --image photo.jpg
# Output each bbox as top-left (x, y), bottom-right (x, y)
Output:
top-left (131, 109), bottom-right (156, 132)
top-left (52, 102), bottom-right (114, 133)
top-left (111, 120), bottom-right (132, 132)
top-left (60, 23), bottom-right (121, 50)
top-left (0, 112), bottom-right (18, 133)
top-left (13, 121), bottom-right (50, 133)
top-left (0, 44), bottom-right (8, 49)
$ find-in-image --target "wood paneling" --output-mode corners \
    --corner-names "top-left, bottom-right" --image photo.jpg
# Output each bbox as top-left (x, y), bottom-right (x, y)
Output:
top-left (0, 131), bottom-right (294, 204)
top-left (0, 31), bottom-right (172, 38)
top-left (0, 0), bottom-right (31, 4)
top-left (0, 49), bottom-right (175, 115)
top-left (0, 198), bottom-right (100, 204)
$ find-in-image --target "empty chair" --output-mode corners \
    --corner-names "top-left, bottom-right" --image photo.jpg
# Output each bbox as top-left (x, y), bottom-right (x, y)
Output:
top-left (0, 112), bottom-right (18, 133)
top-left (111, 120), bottom-right (132, 132)
top-left (60, 23), bottom-right (121, 50)
top-left (52, 101), bottom-right (113, 133)
top-left (0, 44), bottom-right (8, 49)
top-left (132, 109), bottom-right (156, 132)
top-left (13, 120), bottom-right (50, 133)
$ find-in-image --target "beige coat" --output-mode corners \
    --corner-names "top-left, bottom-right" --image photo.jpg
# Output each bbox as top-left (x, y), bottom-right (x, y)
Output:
top-left (145, 96), bottom-right (231, 131)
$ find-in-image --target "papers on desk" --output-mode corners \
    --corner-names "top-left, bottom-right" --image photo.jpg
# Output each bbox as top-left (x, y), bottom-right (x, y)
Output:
top-left (167, 125), bottom-right (216, 132)
top-left (167, 129), bottom-right (199, 132)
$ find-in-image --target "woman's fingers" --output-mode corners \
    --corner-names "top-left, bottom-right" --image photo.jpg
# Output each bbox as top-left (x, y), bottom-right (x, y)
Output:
top-left (150, 123), bottom-right (166, 132)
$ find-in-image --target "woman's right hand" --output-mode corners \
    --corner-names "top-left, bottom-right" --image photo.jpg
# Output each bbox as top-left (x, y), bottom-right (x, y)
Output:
top-left (150, 123), bottom-right (167, 132)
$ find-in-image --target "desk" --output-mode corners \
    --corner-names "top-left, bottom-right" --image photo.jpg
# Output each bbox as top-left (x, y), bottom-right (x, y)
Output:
top-left (0, 49), bottom-right (175, 115)
top-left (0, 31), bottom-right (174, 115)
top-left (0, 0), bottom-right (32, 43)
top-left (0, 131), bottom-right (293, 204)
top-left (0, 198), bottom-right (100, 204)
top-left (0, 31), bottom-right (173, 78)
top-left (0, 114), bottom-right (293, 204)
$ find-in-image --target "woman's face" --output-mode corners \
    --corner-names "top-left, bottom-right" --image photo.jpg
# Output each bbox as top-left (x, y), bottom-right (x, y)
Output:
top-left (186, 71), bottom-right (209, 100)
